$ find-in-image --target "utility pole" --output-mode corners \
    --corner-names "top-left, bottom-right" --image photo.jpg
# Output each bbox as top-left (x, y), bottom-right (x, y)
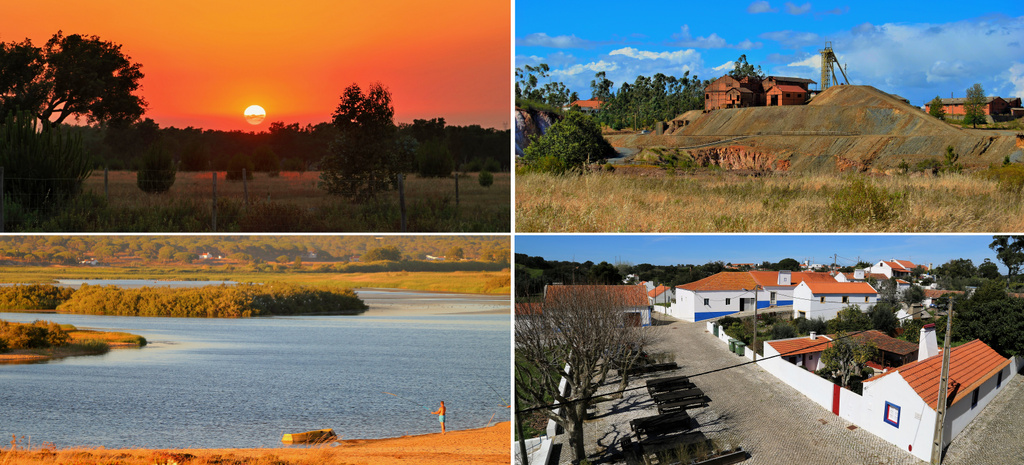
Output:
top-left (930, 298), bottom-right (954, 464)
top-left (753, 285), bottom-right (759, 361)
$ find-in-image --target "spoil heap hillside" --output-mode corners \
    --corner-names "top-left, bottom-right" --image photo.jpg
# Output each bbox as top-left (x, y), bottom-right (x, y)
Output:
top-left (607, 85), bottom-right (1023, 173)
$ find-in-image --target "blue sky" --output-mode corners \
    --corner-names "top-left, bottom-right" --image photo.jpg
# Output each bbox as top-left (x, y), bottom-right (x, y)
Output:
top-left (515, 235), bottom-right (1007, 272)
top-left (515, 1), bottom-right (1024, 107)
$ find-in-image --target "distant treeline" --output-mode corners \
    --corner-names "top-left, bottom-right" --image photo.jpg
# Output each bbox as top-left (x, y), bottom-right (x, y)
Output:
top-left (56, 283), bottom-right (367, 318)
top-left (0, 284), bottom-right (75, 310)
top-left (63, 118), bottom-right (510, 173)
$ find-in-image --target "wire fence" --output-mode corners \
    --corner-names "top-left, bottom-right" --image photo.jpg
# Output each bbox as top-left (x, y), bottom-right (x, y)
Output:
top-left (0, 167), bottom-right (505, 232)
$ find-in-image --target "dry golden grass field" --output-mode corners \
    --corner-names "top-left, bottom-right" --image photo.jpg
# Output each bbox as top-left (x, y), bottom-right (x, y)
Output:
top-left (30, 170), bottom-right (510, 232)
top-left (516, 171), bottom-right (1024, 232)
top-left (0, 422), bottom-right (510, 465)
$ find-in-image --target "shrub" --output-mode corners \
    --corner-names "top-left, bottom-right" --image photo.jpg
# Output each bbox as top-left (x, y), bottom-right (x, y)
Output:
top-left (252, 145), bottom-right (280, 174)
top-left (461, 159), bottom-right (482, 172)
top-left (478, 170), bottom-right (494, 188)
top-left (0, 110), bottom-right (91, 212)
top-left (982, 164), bottom-right (1024, 192)
top-left (416, 138), bottom-right (453, 177)
top-left (826, 177), bottom-right (905, 228)
top-left (227, 153), bottom-right (255, 180)
top-left (136, 142), bottom-right (176, 193)
top-left (483, 157), bottom-right (501, 172)
top-left (180, 141), bottom-right (211, 171)
top-left (603, 163), bottom-right (615, 172)
top-left (281, 158), bottom-right (306, 173)
top-left (796, 317), bottom-right (828, 335)
top-left (0, 319), bottom-right (69, 349)
top-left (772, 322), bottom-right (797, 340)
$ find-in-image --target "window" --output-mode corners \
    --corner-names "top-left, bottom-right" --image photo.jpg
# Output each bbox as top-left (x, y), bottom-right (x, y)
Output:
top-left (842, 296), bottom-right (849, 303)
top-left (703, 298), bottom-right (709, 306)
top-left (865, 296), bottom-right (869, 302)
top-left (971, 389), bottom-right (979, 408)
top-left (770, 292), bottom-right (776, 303)
top-left (705, 94), bottom-right (709, 100)
top-left (820, 296), bottom-right (825, 303)
top-left (998, 370), bottom-right (1003, 388)
top-left (726, 298), bottom-right (731, 306)
top-left (799, 311), bottom-right (807, 318)
top-left (884, 402), bottom-right (900, 428)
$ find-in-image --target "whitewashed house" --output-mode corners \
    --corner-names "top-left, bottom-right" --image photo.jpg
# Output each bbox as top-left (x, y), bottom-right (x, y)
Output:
top-left (860, 325), bottom-right (1015, 462)
top-left (544, 284), bottom-right (652, 327)
top-left (868, 260), bottom-right (919, 279)
top-left (648, 285), bottom-right (674, 305)
top-left (670, 272), bottom-right (759, 322)
top-left (748, 270), bottom-right (837, 310)
top-left (792, 281), bottom-right (877, 320)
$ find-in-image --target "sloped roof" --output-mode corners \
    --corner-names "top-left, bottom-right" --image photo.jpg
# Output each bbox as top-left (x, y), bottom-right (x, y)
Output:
top-left (545, 284), bottom-right (649, 307)
top-left (768, 76), bottom-right (817, 84)
top-left (864, 339), bottom-right (1011, 409)
top-left (568, 99), bottom-right (602, 109)
top-left (938, 97), bottom-right (1006, 105)
top-left (771, 84), bottom-right (808, 93)
top-left (676, 272), bottom-right (757, 292)
top-left (923, 289), bottom-right (963, 299)
top-left (749, 271), bottom-right (836, 287)
top-left (839, 330), bottom-right (918, 356)
top-left (649, 285), bottom-right (672, 298)
top-left (803, 282), bottom-right (877, 294)
top-left (884, 260), bottom-right (918, 272)
top-left (767, 335), bottom-right (834, 356)
top-left (515, 303), bottom-right (542, 315)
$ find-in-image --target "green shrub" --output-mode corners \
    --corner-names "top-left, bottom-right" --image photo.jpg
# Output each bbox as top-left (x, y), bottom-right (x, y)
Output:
top-left (603, 163), bottom-right (615, 172)
top-left (483, 157), bottom-right (501, 172)
top-left (982, 164), bottom-right (1024, 192)
top-left (0, 319), bottom-right (69, 349)
top-left (416, 138), bottom-right (453, 177)
top-left (462, 159), bottom-right (482, 172)
top-left (826, 177), bottom-right (905, 228)
top-left (478, 170), bottom-right (494, 188)
top-left (281, 158), bottom-right (306, 172)
top-left (0, 110), bottom-right (91, 211)
top-left (529, 154), bottom-right (567, 175)
top-left (227, 153), bottom-right (255, 180)
top-left (252, 145), bottom-right (280, 174)
top-left (180, 141), bottom-right (211, 171)
top-left (772, 322), bottom-right (797, 340)
top-left (136, 142), bottom-right (176, 193)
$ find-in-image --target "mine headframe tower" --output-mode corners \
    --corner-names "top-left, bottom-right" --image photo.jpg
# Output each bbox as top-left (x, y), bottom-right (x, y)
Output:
top-left (819, 41), bottom-right (850, 91)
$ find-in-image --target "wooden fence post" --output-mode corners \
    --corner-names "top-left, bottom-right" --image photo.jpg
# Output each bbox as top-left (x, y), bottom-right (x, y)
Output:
top-left (242, 168), bottom-right (249, 207)
top-left (399, 173), bottom-right (406, 232)
top-left (212, 172), bottom-right (218, 232)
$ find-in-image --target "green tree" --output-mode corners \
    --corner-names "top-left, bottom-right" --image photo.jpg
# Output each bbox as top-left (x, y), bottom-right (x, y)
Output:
top-left (478, 170), bottom-right (493, 188)
top-left (902, 284), bottom-right (925, 307)
top-left (415, 138), bottom-right (452, 177)
top-left (827, 304), bottom-right (873, 334)
top-left (978, 258), bottom-right (1001, 280)
top-left (821, 331), bottom-right (877, 388)
top-left (590, 71), bottom-right (614, 103)
top-left (362, 246), bottom-right (401, 262)
top-left (989, 235), bottom-right (1024, 279)
top-left (928, 96), bottom-right (946, 120)
top-left (180, 140), bottom-right (210, 171)
top-left (0, 31), bottom-right (147, 128)
top-left (157, 246), bottom-right (176, 260)
top-left (252, 145), bottom-right (280, 174)
top-left (293, 255), bottom-right (303, 270)
top-left (136, 141), bottom-right (176, 194)
top-left (319, 82), bottom-right (409, 197)
top-left (446, 247), bottom-right (464, 260)
top-left (942, 145), bottom-right (963, 173)
top-left (276, 255), bottom-right (289, 263)
top-left (729, 54), bottom-right (765, 81)
top-left (0, 109), bottom-right (91, 212)
top-left (588, 261), bottom-right (622, 285)
top-left (227, 153), bottom-right (254, 180)
top-left (963, 83), bottom-right (987, 128)
top-left (523, 111), bottom-right (614, 172)
top-left (774, 258), bottom-right (802, 272)
top-left (869, 302), bottom-right (899, 336)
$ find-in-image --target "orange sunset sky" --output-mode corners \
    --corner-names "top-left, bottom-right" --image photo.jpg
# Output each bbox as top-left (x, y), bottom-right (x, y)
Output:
top-left (1, 0), bottom-right (510, 132)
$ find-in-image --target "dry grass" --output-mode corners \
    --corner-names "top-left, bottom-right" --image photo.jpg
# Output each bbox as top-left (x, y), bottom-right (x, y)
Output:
top-left (0, 422), bottom-right (510, 465)
top-left (515, 171), bottom-right (1024, 232)
top-left (68, 329), bottom-right (146, 346)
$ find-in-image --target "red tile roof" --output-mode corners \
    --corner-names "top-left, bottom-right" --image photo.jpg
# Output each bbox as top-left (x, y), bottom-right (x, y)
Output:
top-left (865, 273), bottom-right (889, 281)
top-left (515, 303), bottom-right (542, 315)
top-left (545, 284), bottom-right (648, 307)
top-left (649, 285), bottom-right (672, 298)
top-left (676, 272), bottom-right (757, 292)
top-left (773, 84), bottom-right (808, 93)
top-left (865, 340), bottom-right (1011, 409)
top-left (883, 260), bottom-right (918, 273)
top-left (767, 335), bottom-right (834, 356)
top-left (803, 282), bottom-right (877, 294)
top-left (567, 99), bottom-right (602, 109)
top-left (749, 271), bottom-right (836, 287)
top-left (923, 289), bottom-right (963, 299)
top-left (835, 330), bottom-right (918, 356)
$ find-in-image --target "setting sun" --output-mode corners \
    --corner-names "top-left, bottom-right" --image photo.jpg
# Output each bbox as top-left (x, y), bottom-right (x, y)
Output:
top-left (244, 105), bottom-right (266, 125)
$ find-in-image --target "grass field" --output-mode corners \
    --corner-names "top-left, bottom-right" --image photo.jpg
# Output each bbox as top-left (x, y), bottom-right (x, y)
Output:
top-left (0, 266), bottom-right (511, 295)
top-left (516, 170), bottom-right (1024, 232)
top-left (10, 170), bottom-right (510, 232)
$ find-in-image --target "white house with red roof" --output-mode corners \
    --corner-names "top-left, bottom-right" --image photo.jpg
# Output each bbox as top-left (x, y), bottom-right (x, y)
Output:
top-left (562, 98), bottom-right (603, 114)
top-left (869, 259), bottom-right (919, 279)
top-left (670, 272), bottom-right (760, 322)
top-left (544, 284), bottom-right (652, 326)
top-left (648, 285), bottom-right (674, 305)
top-left (792, 281), bottom-right (878, 320)
top-left (749, 270), bottom-right (837, 309)
top-left (860, 326), bottom-right (1017, 461)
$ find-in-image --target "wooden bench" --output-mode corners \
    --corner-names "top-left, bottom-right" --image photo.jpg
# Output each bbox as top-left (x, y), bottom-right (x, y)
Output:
top-left (648, 380), bottom-right (697, 395)
top-left (630, 412), bottom-right (693, 439)
top-left (646, 374), bottom-right (690, 387)
top-left (636, 430), bottom-right (708, 456)
top-left (652, 388), bottom-right (704, 404)
top-left (625, 362), bottom-right (679, 376)
top-left (656, 395), bottom-right (711, 414)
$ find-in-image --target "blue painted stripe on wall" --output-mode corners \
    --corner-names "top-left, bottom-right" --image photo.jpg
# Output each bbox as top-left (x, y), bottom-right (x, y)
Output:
top-left (777, 300), bottom-right (794, 306)
top-left (757, 301), bottom-right (770, 309)
top-left (694, 310), bottom-right (739, 322)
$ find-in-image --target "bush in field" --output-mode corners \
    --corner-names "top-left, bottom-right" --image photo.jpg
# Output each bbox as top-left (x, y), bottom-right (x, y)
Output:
top-left (252, 145), bottom-right (280, 174)
top-left (478, 170), bottom-right (493, 188)
top-left (227, 153), bottom-right (254, 180)
top-left (136, 142), bottom-right (176, 193)
top-left (523, 111), bottom-right (614, 173)
top-left (180, 140), bottom-right (211, 171)
top-left (0, 110), bottom-right (91, 211)
top-left (362, 246), bottom-right (402, 262)
top-left (0, 284), bottom-right (76, 310)
top-left (0, 319), bottom-right (69, 349)
top-left (772, 321), bottom-right (797, 340)
top-left (483, 157), bottom-right (501, 172)
top-left (826, 177), bottom-right (905, 228)
top-left (983, 164), bottom-right (1024, 192)
top-left (416, 138), bottom-right (453, 177)
top-left (281, 158), bottom-right (306, 173)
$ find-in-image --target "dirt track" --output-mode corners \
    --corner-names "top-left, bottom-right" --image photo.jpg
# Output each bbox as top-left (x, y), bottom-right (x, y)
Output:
top-left (609, 85), bottom-right (1023, 173)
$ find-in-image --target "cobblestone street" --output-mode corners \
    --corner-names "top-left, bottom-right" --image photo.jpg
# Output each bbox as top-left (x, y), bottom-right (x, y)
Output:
top-left (942, 363), bottom-right (1024, 464)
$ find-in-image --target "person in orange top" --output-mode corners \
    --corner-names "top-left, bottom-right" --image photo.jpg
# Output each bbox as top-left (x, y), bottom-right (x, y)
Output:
top-left (431, 401), bottom-right (446, 434)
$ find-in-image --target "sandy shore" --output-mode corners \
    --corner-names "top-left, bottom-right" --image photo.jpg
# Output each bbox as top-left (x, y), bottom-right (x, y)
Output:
top-left (0, 422), bottom-right (509, 465)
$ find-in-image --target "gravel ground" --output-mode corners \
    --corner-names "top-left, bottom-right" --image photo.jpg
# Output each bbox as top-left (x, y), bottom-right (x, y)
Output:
top-left (544, 313), bottom-right (1024, 465)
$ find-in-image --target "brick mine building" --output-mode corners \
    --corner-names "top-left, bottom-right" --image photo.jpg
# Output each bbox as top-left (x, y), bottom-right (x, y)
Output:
top-left (704, 75), bottom-right (817, 111)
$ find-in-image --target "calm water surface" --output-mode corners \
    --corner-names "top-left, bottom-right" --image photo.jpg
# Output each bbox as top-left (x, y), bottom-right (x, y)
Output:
top-left (0, 308), bottom-right (510, 449)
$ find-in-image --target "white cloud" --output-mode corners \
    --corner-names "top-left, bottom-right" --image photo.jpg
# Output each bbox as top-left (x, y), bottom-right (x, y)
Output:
top-left (1008, 62), bottom-right (1024, 98)
top-left (785, 2), bottom-right (812, 15)
top-left (668, 25), bottom-right (762, 50)
top-left (747, 1), bottom-right (777, 13)
top-left (713, 61), bottom-right (734, 71)
top-left (550, 61), bottom-right (619, 77)
top-left (759, 30), bottom-right (822, 49)
top-left (516, 33), bottom-right (598, 49)
top-left (610, 47), bottom-right (701, 64)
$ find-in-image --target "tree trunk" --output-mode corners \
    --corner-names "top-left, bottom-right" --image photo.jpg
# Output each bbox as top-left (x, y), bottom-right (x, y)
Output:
top-left (567, 403), bottom-right (588, 461)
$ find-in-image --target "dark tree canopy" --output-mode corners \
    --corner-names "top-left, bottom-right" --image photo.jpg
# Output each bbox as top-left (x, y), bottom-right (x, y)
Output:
top-left (0, 31), bottom-right (147, 128)
top-left (989, 235), bottom-right (1024, 278)
top-left (729, 54), bottom-right (765, 81)
top-left (588, 261), bottom-right (623, 285)
top-left (928, 96), bottom-right (945, 120)
top-left (963, 83), bottom-right (987, 128)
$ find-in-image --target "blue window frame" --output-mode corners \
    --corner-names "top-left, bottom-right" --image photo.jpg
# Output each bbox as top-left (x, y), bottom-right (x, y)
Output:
top-left (883, 401), bottom-right (900, 428)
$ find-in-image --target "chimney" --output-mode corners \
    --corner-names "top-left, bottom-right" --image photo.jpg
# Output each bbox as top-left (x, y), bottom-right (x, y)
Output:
top-left (919, 324), bottom-right (939, 361)
top-left (854, 269), bottom-right (864, 280)
top-left (778, 270), bottom-right (791, 285)
top-left (810, 331), bottom-right (817, 340)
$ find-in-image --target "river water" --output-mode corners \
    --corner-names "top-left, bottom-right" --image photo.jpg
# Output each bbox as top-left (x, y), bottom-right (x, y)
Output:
top-left (0, 287), bottom-right (510, 449)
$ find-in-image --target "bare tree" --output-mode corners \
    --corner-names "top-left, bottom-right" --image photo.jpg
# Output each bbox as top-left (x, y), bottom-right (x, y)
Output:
top-left (515, 285), bottom-right (656, 462)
